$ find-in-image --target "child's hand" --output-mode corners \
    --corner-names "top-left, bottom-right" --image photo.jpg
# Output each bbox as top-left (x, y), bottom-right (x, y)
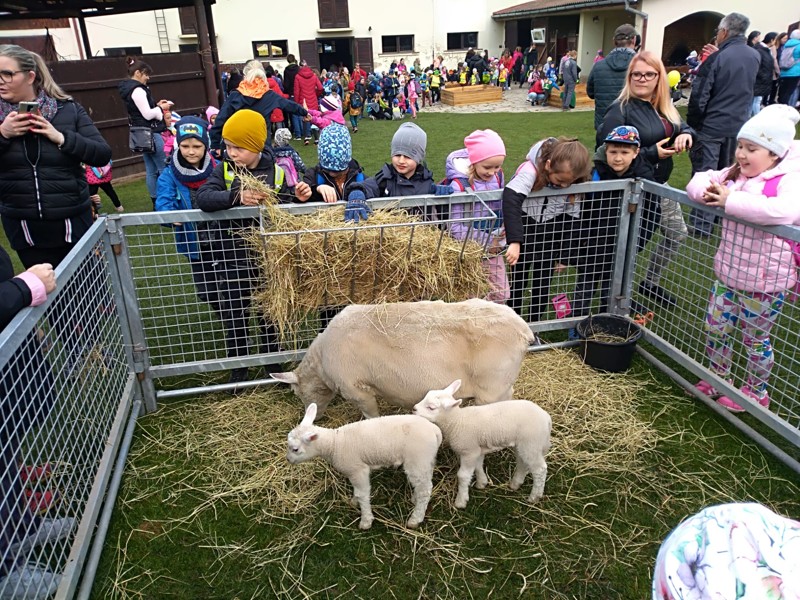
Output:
top-left (317, 184), bottom-right (338, 203)
top-left (505, 242), bottom-right (521, 266)
top-left (303, 114), bottom-right (313, 122)
top-left (295, 181), bottom-right (312, 202)
top-left (702, 182), bottom-right (730, 207)
top-left (240, 189), bottom-right (268, 206)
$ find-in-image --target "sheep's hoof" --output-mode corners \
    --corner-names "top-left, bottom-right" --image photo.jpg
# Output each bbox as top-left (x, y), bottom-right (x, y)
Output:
top-left (406, 519), bottom-right (421, 529)
top-left (528, 494), bottom-right (543, 503)
top-left (358, 519), bottom-right (374, 530)
top-left (474, 480), bottom-right (488, 490)
top-left (454, 498), bottom-right (468, 509)
top-left (509, 480), bottom-right (522, 491)
top-left (349, 497), bottom-right (359, 508)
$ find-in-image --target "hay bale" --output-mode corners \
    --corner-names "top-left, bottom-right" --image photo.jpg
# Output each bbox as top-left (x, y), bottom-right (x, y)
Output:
top-left (237, 170), bottom-right (490, 334)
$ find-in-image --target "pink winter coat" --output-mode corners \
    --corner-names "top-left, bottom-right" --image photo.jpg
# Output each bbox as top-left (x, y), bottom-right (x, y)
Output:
top-left (686, 140), bottom-right (800, 294)
top-left (307, 108), bottom-right (346, 129)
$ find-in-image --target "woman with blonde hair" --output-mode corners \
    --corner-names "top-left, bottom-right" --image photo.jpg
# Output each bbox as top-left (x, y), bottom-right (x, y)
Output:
top-left (209, 59), bottom-right (307, 153)
top-left (599, 50), bottom-right (695, 309)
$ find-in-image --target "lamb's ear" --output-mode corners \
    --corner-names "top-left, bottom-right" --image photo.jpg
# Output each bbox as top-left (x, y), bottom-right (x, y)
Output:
top-left (301, 403), bottom-right (318, 426)
top-left (444, 379), bottom-right (462, 396)
top-left (272, 371), bottom-right (299, 385)
top-left (443, 397), bottom-right (463, 410)
top-left (303, 432), bottom-right (318, 443)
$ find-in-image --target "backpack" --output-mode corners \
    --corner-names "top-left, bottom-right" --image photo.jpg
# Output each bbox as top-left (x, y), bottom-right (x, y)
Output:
top-left (350, 91), bottom-right (363, 109)
top-left (763, 174), bottom-right (800, 299)
top-left (274, 155), bottom-right (299, 188)
top-left (779, 47), bottom-right (798, 70)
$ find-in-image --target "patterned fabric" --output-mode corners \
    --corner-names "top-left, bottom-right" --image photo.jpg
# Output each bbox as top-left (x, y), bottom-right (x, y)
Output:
top-left (704, 280), bottom-right (785, 397)
top-left (653, 502), bottom-right (800, 600)
top-left (169, 150), bottom-right (215, 189)
top-left (0, 89), bottom-right (58, 123)
top-left (317, 124), bottom-right (351, 172)
top-left (237, 78), bottom-right (268, 99)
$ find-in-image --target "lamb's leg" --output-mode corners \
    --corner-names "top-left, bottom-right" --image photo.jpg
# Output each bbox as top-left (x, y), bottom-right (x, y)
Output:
top-left (473, 453), bottom-right (488, 489)
top-left (404, 461), bottom-right (434, 529)
top-left (348, 468), bottom-right (374, 529)
top-left (520, 445), bottom-right (547, 502)
top-left (529, 460), bottom-right (547, 503)
top-left (510, 448), bottom-right (528, 491)
top-left (455, 451), bottom-right (480, 509)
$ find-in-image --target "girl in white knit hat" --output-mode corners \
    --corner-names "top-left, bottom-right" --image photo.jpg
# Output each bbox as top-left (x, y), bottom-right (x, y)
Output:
top-left (686, 103), bottom-right (800, 412)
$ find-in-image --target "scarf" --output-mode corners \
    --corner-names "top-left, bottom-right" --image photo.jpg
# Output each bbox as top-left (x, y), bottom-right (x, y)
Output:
top-left (237, 78), bottom-right (268, 99)
top-left (0, 89), bottom-right (58, 123)
top-left (170, 149), bottom-right (215, 189)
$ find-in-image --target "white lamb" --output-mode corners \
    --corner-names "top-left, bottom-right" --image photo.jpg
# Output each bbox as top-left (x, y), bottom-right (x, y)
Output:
top-left (412, 380), bottom-right (551, 509)
top-left (286, 403), bottom-right (443, 530)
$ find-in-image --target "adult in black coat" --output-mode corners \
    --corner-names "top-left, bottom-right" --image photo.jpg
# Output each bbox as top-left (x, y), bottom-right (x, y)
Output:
top-left (0, 247), bottom-right (66, 595)
top-left (0, 44), bottom-right (112, 269)
top-left (752, 40), bottom-right (775, 113)
top-left (686, 12), bottom-right (759, 237)
top-left (283, 54), bottom-right (303, 139)
top-left (600, 50), bottom-right (696, 308)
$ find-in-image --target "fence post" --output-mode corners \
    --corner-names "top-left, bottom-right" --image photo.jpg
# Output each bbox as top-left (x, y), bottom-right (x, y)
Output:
top-left (105, 216), bottom-right (158, 413)
top-left (607, 179), bottom-right (642, 316)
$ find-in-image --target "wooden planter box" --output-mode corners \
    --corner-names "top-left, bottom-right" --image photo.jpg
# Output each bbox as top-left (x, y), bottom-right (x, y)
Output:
top-left (546, 82), bottom-right (595, 109)
top-left (440, 84), bottom-right (503, 106)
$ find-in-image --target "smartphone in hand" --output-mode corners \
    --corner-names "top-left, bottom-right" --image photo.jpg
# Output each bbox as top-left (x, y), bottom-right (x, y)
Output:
top-left (18, 101), bottom-right (40, 116)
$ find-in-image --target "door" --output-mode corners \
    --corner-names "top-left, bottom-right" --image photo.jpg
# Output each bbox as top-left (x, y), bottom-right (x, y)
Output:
top-left (298, 39), bottom-right (319, 69)
top-left (504, 21), bottom-right (516, 51)
top-left (354, 37), bottom-right (373, 73)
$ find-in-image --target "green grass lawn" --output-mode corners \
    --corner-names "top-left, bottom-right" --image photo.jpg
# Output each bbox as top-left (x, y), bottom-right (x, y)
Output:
top-left (65, 110), bottom-right (800, 599)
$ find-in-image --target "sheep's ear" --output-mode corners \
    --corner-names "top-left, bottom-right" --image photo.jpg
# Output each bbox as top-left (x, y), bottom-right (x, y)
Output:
top-left (444, 379), bottom-right (462, 396)
top-left (301, 403), bottom-right (317, 426)
top-left (303, 432), bottom-right (318, 443)
top-left (272, 371), bottom-right (299, 385)
top-left (443, 398), bottom-right (462, 410)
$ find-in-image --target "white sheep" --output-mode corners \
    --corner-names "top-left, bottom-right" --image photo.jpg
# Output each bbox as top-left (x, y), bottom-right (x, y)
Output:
top-left (286, 403), bottom-right (443, 530)
top-left (412, 380), bottom-right (551, 509)
top-left (272, 298), bottom-right (535, 419)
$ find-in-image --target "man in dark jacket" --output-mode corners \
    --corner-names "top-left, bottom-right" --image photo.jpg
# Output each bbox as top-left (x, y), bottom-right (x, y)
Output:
top-left (586, 24), bottom-right (638, 148)
top-left (283, 54), bottom-right (303, 140)
top-left (752, 39), bottom-right (775, 114)
top-left (687, 12), bottom-right (760, 238)
top-left (520, 43), bottom-right (538, 87)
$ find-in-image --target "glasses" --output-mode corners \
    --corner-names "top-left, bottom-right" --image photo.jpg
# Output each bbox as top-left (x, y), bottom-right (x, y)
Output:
top-left (0, 70), bottom-right (26, 84)
top-left (630, 71), bottom-right (659, 82)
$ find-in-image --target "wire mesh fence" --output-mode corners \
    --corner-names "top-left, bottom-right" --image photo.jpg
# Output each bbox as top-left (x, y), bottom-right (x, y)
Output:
top-left (0, 223), bottom-right (136, 599)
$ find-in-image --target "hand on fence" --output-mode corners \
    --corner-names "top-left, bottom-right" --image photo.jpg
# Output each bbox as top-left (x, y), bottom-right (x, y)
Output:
top-left (27, 263), bottom-right (56, 293)
top-left (702, 181), bottom-right (730, 207)
top-left (295, 181), bottom-right (312, 202)
top-left (317, 184), bottom-right (338, 203)
top-left (505, 242), bottom-right (521, 266)
top-left (344, 190), bottom-right (372, 223)
top-left (430, 183), bottom-right (455, 196)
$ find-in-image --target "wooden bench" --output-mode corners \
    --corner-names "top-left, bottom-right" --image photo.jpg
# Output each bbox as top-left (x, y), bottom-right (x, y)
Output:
top-left (546, 82), bottom-right (595, 109)
top-left (440, 84), bottom-right (504, 106)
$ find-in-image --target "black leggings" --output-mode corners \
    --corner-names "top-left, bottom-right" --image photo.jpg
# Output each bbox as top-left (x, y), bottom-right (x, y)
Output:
top-left (88, 182), bottom-right (122, 209)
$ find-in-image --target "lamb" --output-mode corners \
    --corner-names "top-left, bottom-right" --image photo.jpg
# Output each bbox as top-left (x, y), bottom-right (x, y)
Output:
top-left (286, 403), bottom-right (443, 530)
top-left (412, 380), bottom-right (551, 509)
top-left (272, 298), bottom-right (535, 419)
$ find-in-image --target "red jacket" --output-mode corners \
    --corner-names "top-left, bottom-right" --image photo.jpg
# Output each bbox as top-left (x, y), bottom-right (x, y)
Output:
top-left (293, 66), bottom-right (323, 111)
top-left (268, 77), bottom-right (288, 122)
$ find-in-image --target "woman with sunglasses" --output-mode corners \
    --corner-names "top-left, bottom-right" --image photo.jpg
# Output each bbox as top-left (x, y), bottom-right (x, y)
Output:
top-left (0, 44), bottom-right (111, 270)
top-left (599, 50), bottom-right (696, 310)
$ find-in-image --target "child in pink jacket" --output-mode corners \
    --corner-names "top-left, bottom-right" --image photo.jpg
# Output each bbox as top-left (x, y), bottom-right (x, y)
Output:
top-left (686, 104), bottom-right (800, 412)
top-left (306, 94), bottom-right (346, 130)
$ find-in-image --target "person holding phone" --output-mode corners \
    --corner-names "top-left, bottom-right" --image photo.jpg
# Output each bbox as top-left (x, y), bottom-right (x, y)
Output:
top-left (0, 44), bottom-right (111, 270)
top-left (599, 50), bottom-right (696, 310)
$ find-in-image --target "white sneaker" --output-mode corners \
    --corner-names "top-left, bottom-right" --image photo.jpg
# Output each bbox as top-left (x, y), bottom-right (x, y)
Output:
top-left (0, 564), bottom-right (60, 599)
top-left (10, 518), bottom-right (75, 555)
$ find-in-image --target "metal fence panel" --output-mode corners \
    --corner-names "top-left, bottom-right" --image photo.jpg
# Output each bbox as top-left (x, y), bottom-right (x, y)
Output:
top-left (0, 223), bottom-right (136, 599)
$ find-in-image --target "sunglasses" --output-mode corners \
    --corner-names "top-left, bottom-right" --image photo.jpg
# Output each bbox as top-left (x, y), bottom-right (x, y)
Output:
top-left (0, 69), bottom-right (27, 84)
top-left (630, 71), bottom-right (658, 82)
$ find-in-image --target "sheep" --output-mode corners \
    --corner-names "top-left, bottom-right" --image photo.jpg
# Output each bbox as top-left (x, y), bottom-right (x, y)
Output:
top-left (412, 380), bottom-right (551, 509)
top-left (286, 403), bottom-right (443, 530)
top-left (272, 298), bottom-right (535, 419)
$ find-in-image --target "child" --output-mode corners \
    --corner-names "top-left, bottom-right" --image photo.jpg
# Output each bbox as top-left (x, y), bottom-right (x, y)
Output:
top-left (527, 79), bottom-right (546, 106)
top-left (430, 69), bottom-right (441, 104)
top-left (446, 129), bottom-right (509, 303)
top-left (307, 94), bottom-right (346, 130)
top-left (469, 68), bottom-right (479, 86)
top-left (420, 72), bottom-right (431, 107)
top-left (205, 105), bottom-right (219, 126)
top-left (499, 65), bottom-right (508, 90)
top-left (272, 127), bottom-right (305, 193)
top-left (459, 67), bottom-right (468, 86)
top-left (406, 78), bottom-right (418, 119)
top-left (161, 110), bottom-right (177, 161)
top-left (570, 126), bottom-right (655, 334)
top-left (502, 137), bottom-right (591, 322)
top-left (344, 84), bottom-right (363, 132)
top-left (686, 104), bottom-right (800, 411)
top-left (155, 116), bottom-right (223, 333)
top-left (85, 160), bottom-right (123, 213)
top-left (396, 93), bottom-right (407, 115)
top-left (294, 124), bottom-right (366, 205)
top-left (197, 109), bottom-right (290, 387)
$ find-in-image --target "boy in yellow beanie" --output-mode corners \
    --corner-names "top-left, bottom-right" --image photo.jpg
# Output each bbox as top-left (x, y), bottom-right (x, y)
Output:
top-left (197, 109), bottom-right (289, 390)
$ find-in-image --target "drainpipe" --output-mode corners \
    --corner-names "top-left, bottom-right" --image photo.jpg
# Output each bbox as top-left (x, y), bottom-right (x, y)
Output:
top-left (624, 0), bottom-right (648, 50)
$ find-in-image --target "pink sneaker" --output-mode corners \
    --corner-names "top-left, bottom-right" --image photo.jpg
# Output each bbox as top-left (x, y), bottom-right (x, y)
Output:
top-left (694, 379), bottom-right (745, 412)
top-left (716, 394), bottom-right (745, 413)
top-left (740, 386), bottom-right (770, 409)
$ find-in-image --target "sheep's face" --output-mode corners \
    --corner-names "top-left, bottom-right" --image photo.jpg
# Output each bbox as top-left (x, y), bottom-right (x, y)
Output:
top-left (286, 427), bottom-right (318, 464)
top-left (271, 370), bottom-right (336, 415)
top-left (412, 380), bottom-right (463, 421)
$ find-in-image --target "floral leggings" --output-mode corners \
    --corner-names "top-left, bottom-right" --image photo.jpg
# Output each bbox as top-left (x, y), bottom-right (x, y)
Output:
top-left (705, 280), bottom-right (785, 396)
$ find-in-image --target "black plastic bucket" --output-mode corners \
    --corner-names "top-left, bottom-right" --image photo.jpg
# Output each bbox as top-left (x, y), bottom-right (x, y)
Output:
top-left (576, 313), bottom-right (642, 373)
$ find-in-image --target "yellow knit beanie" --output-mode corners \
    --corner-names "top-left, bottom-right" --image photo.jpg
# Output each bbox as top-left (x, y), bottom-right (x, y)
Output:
top-left (221, 109), bottom-right (266, 154)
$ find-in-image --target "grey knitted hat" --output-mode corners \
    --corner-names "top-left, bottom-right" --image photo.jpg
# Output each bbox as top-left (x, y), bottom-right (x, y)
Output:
top-left (391, 122), bottom-right (427, 164)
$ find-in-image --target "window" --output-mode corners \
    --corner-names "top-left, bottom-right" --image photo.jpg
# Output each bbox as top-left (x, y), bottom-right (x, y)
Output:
top-left (178, 6), bottom-right (197, 35)
top-left (179, 43), bottom-right (198, 53)
top-left (318, 0), bottom-right (349, 29)
top-left (252, 40), bottom-right (288, 58)
top-left (381, 35), bottom-right (414, 53)
top-left (447, 32), bottom-right (478, 50)
top-left (104, 46), bottom-right (143, 57)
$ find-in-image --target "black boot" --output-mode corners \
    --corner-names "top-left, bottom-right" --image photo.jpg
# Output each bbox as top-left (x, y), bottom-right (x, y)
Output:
top-left (228, 367), bottom-right (249, 395)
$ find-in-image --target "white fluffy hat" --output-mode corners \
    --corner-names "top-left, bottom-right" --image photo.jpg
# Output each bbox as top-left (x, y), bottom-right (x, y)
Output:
top-left (737, 104), bottom-right (800, 158)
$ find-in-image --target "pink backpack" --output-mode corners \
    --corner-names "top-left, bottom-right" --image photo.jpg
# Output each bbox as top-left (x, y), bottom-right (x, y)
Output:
top-left (763, 174), bottom-right (800, 299)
